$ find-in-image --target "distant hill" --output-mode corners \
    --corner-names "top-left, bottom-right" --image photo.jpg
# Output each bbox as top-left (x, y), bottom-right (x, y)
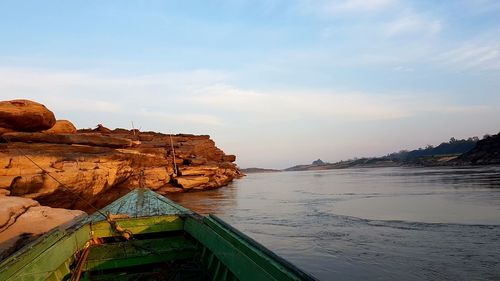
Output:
top-left (312, 159), bottom-right (325, 165)
top-left (241, 167), bottom-right (282, 174)
top-left (384, 137), bottom-right (478, 162)
top-left (458, 132), bottom-right (500, 164)
top-left (285, 135), bottom-right (489, 171)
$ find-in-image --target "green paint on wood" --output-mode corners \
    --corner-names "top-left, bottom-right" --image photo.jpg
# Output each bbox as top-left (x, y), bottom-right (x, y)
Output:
top-left (185, 217), bottom-right (277, 281)
top-left (84, 188), bottom-right (193, 224)
top-left (90, 215), bottom-right (184, 238)
top-left (204, 216), bottom-right (315, 281)
top-left (84, 236), bottom-right (197, 271)
top-left (0, 225), bottom-right (91, 281)
top-left (185, 216), bottom-right (317, 281)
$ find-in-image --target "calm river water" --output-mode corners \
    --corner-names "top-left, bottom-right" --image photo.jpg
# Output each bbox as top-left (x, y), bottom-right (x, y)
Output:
top-left (167, 167), bottom-right (500, 281)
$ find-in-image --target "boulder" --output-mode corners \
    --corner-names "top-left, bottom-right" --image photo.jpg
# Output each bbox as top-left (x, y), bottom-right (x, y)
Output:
top-left (43, 120), bottom-right (77, 134)
top-left (0, 196), bottom-right (85, 257)
top-left (0, 196), bottom-right (39, 232)
top-left (0, 100), bottom-right (56, 132)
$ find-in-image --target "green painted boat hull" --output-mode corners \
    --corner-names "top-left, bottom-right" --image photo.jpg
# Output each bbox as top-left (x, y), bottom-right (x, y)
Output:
top-left (0, 189), bottom-right (317, 281)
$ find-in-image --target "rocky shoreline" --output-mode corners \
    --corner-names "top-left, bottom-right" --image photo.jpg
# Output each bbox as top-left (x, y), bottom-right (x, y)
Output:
top-left (0, 99), bottom-right (243, 254)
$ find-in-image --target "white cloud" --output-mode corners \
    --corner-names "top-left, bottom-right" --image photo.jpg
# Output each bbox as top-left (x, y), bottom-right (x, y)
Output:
top-left (437, 42), bottom-right (500, 71)
top-left (0, 67), bottom-right (489, 129)
top-left (0, 67), bottom-right (228, 127)
top-left (383, 15), bottom-right (442, 37)
top-left (138, 109), bottom-right (224, 126)
top-left (188, 84), bottom-right (487, 122)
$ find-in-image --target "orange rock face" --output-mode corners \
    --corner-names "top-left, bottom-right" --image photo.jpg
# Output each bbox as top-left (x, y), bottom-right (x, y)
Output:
top-left (0, 196), bottom-right (85, 258)
top-left (0, 100), bottom-right (242, 212)
top-left (0, 99), bottom-right (243, 256)
top-left (2, 132), bottom-right (137, 148)
top-left (0, 100), bottom-right (56, 132)
top-left (42, 120), bottom-right (77, 134)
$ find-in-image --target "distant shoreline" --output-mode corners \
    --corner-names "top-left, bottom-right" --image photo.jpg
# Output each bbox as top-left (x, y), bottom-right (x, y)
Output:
top-left (280, 132), bottom-right (500, 172)
top-left (243, 163), bottom-right (500, 174)
top-left (240, 167), bottom-right (282, 174)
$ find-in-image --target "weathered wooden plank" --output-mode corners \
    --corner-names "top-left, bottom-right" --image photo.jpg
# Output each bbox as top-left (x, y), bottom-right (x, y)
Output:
top-left (84, 189), bottom-right (192, 224)
top-left (90, 215), bottom-right (184, 238)
top-left (85, 236), bottom-right (197, 271)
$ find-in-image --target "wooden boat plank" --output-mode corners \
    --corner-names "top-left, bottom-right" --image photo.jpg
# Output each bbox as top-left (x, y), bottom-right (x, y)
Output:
top-left (114, 196), bottom-right (128, 215)
top-left (123, 191), bottom-right (137, 218)
top-left (85, 236), bottom-right (197, 271)
top-left (134, 188), bottom-right (143, 217)
top-left (83, 189), bottom-right (193, 224)
top-left (90, 215), bottom-right (184, 238)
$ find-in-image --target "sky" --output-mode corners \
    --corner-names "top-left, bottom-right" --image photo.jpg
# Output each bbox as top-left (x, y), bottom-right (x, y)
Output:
top-left (1, 0), bottom-right (500, 169)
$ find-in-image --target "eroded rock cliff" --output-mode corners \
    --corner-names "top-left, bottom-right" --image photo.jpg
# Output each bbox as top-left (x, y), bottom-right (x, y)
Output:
top-left (0, 98), bottom-right (241, 258)
top-left (0, 99), bottom-right (242, 213)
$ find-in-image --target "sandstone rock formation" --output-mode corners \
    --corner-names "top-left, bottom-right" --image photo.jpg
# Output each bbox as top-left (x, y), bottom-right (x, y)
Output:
top-left (0, 100), bottom-right (56, 132)
top-left (0, 99), bottom-right (242, 259)
top-left (0, 99), bottom-right (242, 213)
top-left (42, 120), bottom-right (77, 134)
top-left (2, 132), bottom-right (138, 148)
top-left (0, 196), bottom-right (85, 260)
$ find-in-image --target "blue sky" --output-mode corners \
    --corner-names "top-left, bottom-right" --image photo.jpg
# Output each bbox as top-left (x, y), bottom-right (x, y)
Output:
top-left (1, 0), bottom-right (500, 168)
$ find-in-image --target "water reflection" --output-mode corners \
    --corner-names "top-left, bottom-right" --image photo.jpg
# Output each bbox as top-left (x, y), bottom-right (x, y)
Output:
top-left (166, 183), bottom-right (239, 215)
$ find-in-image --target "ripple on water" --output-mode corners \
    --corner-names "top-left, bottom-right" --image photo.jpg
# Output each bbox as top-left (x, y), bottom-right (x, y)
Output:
top-left (169, 166), bottom-right (500, 281)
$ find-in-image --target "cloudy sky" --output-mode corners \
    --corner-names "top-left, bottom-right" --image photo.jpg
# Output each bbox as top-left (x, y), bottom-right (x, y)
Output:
top-left (1, 0), bottom-right (500, 168)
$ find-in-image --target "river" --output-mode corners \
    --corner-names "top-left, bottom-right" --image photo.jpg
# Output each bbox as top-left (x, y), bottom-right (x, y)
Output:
top-left (167, 166), bottom-right (500, 281)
